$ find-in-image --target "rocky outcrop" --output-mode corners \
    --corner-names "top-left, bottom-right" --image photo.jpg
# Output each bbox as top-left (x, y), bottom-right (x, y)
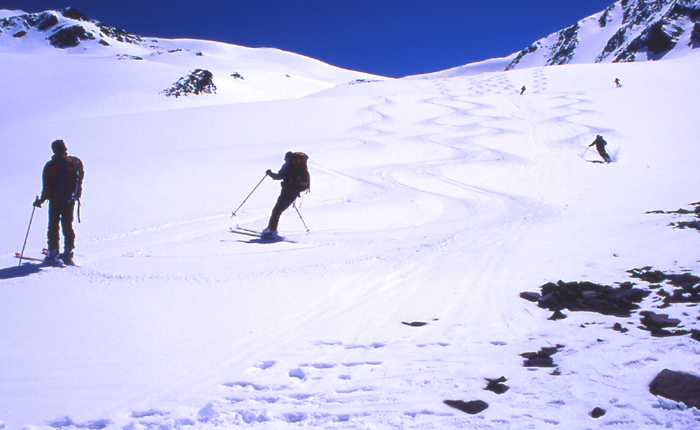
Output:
top-left (650, 369), bottom-right (700, 408)
top-left (161, 70), bottom-right (217, 98)
top-left (506, 0), bottom-right (700, 70)
top-left (0, 7), bottom-right (144, 50)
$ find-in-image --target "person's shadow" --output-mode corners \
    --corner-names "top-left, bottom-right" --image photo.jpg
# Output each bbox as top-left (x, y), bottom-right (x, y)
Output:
top-left (0, 263), bottom-right (42, 280)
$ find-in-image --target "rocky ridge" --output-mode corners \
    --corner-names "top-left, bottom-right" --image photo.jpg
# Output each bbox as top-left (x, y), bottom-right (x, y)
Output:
top-left (506, 0), bottom-right (700, 70)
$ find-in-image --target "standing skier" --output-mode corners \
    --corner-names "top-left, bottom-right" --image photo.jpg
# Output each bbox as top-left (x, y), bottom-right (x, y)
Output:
top-left (520, 85), bottom-right (526, 95)
top-left (33, 139), bottom-right (84, 266)
top-left (615, 78), bottom-right (622, 88)
top-left (262, 151), bottom-right (310, 238)
top-left (589, 135), bottom-right (612, 163)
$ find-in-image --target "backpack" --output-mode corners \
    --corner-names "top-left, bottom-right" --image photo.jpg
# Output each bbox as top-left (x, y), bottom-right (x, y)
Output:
top-left (286, 152), bottom-right (310, 192)
top-left (54, 156), bottom-right (84, 202)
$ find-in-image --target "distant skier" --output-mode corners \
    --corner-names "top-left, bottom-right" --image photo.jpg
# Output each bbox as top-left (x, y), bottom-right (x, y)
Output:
top-left (262, 151), bottom-right (310, 238)
top-left (588, 135), bottom-right (612, 163)
top-left (33, 139), bottom-right (84, 266)
top-left (520, 85), bottom-right (526, 95)
top-left (615, 78), bottom-right (622, 88)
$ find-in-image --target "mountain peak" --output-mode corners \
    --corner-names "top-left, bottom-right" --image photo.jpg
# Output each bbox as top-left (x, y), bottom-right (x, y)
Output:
top-left (0, 7), bottom-right (145, 50)
top-left (505, 0), bottom-right (700, 71)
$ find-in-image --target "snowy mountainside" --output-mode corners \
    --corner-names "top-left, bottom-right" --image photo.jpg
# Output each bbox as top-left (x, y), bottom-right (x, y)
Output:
top-left (0, 7), bottom-right (384, 121)
top-left (506, 0), bottom-right (700, 70)
top-left (425, 0), bottom-right (700, 78)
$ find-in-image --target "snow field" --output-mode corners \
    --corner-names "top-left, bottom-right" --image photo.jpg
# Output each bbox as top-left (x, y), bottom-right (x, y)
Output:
top-left (1, 43), bottom-right (700, 428)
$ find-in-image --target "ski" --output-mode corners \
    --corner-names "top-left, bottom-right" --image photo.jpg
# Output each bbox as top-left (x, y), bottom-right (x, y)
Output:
top-left (15, 250), bottom-right (80, 267)
top-left (230, 227), bottom-right (297, 243)
top-left (15, 253), bottom-right (43, 262)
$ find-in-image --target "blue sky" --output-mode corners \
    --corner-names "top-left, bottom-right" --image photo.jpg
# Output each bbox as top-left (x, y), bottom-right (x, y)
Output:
top-left (3, 0), bottom-right (616, 77)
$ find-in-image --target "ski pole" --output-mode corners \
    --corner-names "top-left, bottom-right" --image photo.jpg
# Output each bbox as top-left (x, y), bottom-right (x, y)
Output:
top-left (581, 146), bottom-right (590, 158)
top-left (18, 197), bottom-right (38, 266)
top-left (232, 174), bottom-right (267, 217)
top-left (293, 202), bottom-right (310, 232)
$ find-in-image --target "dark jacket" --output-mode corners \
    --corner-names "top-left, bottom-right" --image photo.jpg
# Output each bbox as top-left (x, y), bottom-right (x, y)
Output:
top-left (42, 154), bottom-right (84, 203)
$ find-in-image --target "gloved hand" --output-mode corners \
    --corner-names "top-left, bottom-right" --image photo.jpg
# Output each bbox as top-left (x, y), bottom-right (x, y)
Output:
top-left (33, 197), bottom-right (45, 208)
top-left (266, 169), bottom-right (272, 176)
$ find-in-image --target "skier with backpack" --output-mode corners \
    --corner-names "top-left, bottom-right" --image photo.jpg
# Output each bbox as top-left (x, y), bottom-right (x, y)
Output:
top-left (588, 135), bottom-right (612, 163)
top-left (262, 151), bottom-right (310, 238)
top-left (33, 139), bottom-right (84, 266)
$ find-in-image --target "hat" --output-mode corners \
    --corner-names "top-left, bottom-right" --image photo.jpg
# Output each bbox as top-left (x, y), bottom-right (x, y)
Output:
top-left (284, 151), bottom-right (294, 160)
top-left (51, 139), bottom-right (67, 154)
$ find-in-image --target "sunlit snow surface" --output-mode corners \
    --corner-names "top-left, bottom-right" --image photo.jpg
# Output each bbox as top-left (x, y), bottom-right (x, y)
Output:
top-left (1, 18), bottom-right (700, 429)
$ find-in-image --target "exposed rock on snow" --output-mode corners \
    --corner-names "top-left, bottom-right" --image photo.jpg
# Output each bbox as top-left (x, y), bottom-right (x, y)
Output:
top-left (520, 345), bottom-right (565, 368)
top-left (650, 369), bottom-right (700, 409)
top-left (521, 280), bottom-right (650, 317)
top-left (647, 201), bottom-right (700, 232)
top-left (48, 25), bottom-right (95, 48)
top-left (590, 407), bottom-right (607, 418)
top-left (484, 376), bottom-right (509, 394)
top-left (161, 69), bottom-right (217, 98)
top-left (506, 0), bottom-right (700, 70)
top-left (443, 400), bottom-right (489, 415)
top-left (0, 7), bottom-right (144, 50)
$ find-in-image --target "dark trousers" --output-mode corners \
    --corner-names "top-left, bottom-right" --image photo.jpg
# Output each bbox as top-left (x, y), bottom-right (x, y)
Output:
top-left (48, 200), bottom-right (75, 252)
top-left (267, 187), bottom-right (298, 231)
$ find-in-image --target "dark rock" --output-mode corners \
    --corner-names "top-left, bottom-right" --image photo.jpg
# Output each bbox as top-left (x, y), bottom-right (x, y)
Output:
top-left (98, 23), bottom-right (143, 44)
top-left (649, 369), bottom-right (700, 408)
top-left (628, 267), bottom-right (667, 284)
top-left (485, 377), bottom-right (509, 394)
top-left (547, 23), bottom-right (580, 66)
top-left (12, 30), bottom-right (26, 38)
top-left (549, 310), bottom-right (567, 320)
top-left (520, 292), bottom-right (541, 302)
top-left (30, 12), bottom-right (59, 31)
top-left (692, 22), bottom-right (700, 48)
top-left (60, 7), bottom-right (89, 22)
top-left (521, 345), bottom-right (564, 368)
top-left (444, 400), bottom-right (488, 415)
top-left (691, 330), bottom-right (700, 342)
top-left (590, 407), bottom-right (606, 418)
top-left (48, 25), bottom-right (95, 49)
top-left (402, 321), bottom-right (427, 327)
top-left (613, 322), bottom-right (629, 333)
top-left (162, 69), bottom-right (217, 98)
top-left (530, 280), bottom-right (650, 318)
top-left (639, 311), bottom-right (689, 337)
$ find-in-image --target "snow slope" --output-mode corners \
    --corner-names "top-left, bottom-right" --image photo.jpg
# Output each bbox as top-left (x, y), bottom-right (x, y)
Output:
top-left (1, 14), bottom-right (700, 430)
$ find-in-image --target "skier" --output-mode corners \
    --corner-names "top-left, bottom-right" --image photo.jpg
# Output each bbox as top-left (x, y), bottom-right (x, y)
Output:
top-left (520, 85), bottom-right (526, 95)
top-left (615, 78), bottom-right (622, 88)
top-left (33, 139), bottom-right (84, 266)
top-left (262, 151), bottom-right (310, 238)
top-left (588, 135), bottom-right (612, 163)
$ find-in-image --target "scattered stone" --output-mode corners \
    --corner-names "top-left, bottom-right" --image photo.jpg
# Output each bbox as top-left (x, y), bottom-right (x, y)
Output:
top-left (444, 400), bottom-right (488, 415)
top-left (402, 321), bottom-right (427, 327)
top-left (520, 291), bottom-right (541, 302)
top-left (639, 311), bottom-right (689, 337)
top-left (549, 310), bottom-right (567, 320)
top-left (521, 345), bottom-right (564, 368)
top-left (649, 369), bottom-right (700, 409)
top-left (522, 280), bottom-right (650, 318)
top-left (691, 330), bottom-right (700, 342)
top-left (12, 30), bottom-right (26, 38)
top-left (647, 202), bottom-right (700, 232)
top-left (590, 407), bottom-right (606, 418)
top-left (612, 322), bottom-right (629, 333)
top-left (485, 377), bottom-right (509, 394)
